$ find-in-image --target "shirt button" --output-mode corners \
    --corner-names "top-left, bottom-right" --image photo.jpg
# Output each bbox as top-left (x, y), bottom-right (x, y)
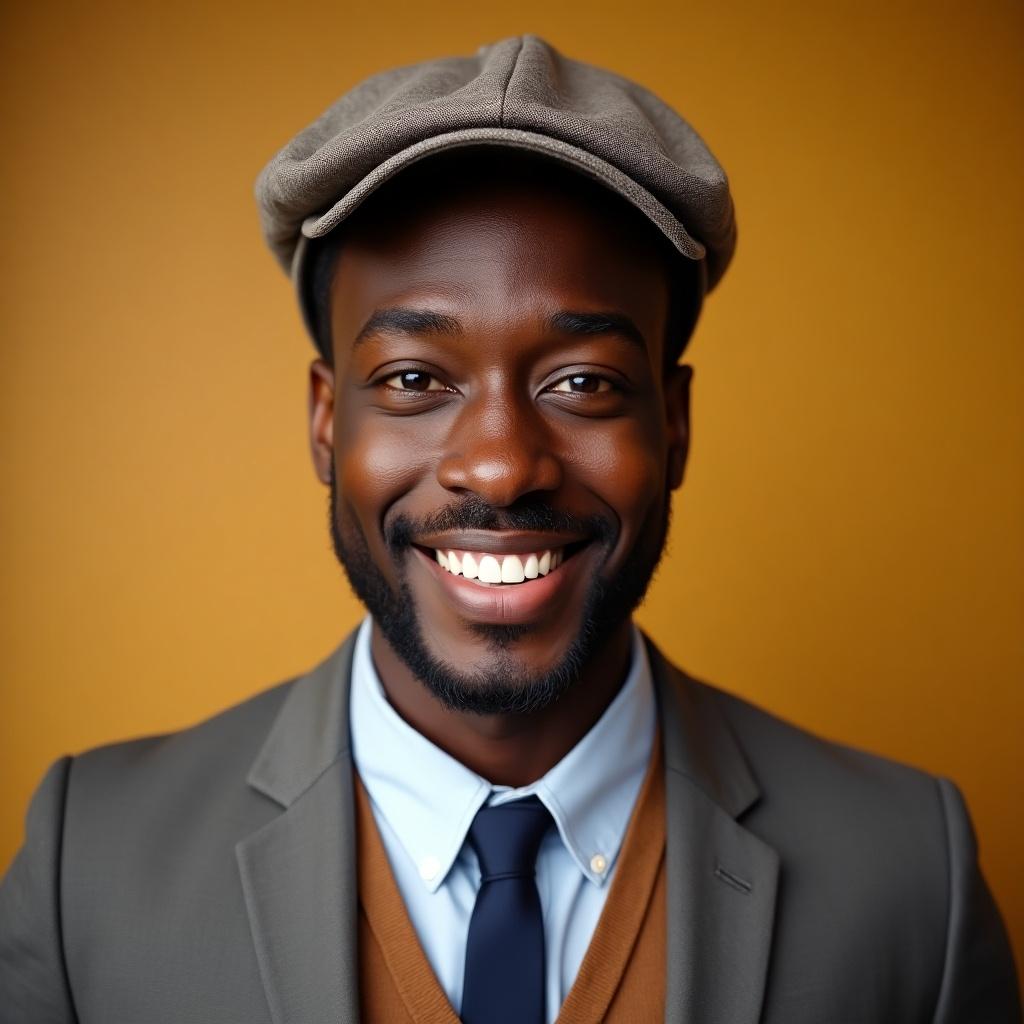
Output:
top-left (590, 853), bottom-right (608, 875)
top-left (419, 856), bottom-right (441, 882)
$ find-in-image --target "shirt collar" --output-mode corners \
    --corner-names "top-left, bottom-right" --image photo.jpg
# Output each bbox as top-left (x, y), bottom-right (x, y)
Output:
top-left (349, 617), bottom-right (656, 892)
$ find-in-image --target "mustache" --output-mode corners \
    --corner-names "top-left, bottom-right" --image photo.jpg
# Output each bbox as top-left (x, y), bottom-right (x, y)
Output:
top-left (385, 495), bottom-right (616, 552)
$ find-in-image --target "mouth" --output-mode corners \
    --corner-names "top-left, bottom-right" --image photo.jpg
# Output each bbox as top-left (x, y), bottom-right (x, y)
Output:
top-left (427, 543), bottom-right (586, 586)
top-left (408, 531), bottom-right (596, 625)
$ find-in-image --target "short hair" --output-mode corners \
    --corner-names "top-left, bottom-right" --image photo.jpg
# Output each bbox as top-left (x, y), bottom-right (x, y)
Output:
top-left (304, 150), bottom-right (703, 368)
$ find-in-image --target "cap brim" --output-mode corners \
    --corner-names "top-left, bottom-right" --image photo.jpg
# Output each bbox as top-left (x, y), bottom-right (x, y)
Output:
top-left (292, 127), bottom-right (708, 349)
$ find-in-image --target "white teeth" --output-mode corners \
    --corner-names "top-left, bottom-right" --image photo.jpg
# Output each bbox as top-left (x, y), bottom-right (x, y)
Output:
top-left (501, 555), bottom-right (525, 583)
top-left (433, 547), bottom-right (568, 584)
top-left (477, 555), bottom-right (502, 583)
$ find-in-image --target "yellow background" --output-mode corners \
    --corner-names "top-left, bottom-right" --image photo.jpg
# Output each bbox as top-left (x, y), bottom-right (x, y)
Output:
top-left (2, 0), bottom-right (1022, 978)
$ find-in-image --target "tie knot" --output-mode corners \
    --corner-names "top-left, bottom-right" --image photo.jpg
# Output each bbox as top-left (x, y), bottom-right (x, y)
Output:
top-left (468, 796), bottom-right (553, 882)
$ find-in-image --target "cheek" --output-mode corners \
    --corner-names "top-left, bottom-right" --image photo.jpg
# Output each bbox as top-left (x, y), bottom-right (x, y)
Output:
top-left (334, 411), bottom-right (434, 535)
top-left (567, 418), bottom-right (667, 534)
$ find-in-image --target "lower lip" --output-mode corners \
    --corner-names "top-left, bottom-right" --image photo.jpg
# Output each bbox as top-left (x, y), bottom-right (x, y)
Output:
top-left (411, 546), bottom-right (588, 625)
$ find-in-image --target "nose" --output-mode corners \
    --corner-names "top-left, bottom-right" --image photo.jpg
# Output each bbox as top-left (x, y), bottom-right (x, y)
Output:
top-left (435, 392), bottom-right (563, 507)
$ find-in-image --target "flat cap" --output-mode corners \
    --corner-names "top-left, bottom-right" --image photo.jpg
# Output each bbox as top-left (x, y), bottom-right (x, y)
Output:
top-left (256, 34), bottom-right (736, 341)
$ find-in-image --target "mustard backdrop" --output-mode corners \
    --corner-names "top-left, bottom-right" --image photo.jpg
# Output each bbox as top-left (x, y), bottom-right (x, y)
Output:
top-left (2, 0), bottom-right (1022, 977)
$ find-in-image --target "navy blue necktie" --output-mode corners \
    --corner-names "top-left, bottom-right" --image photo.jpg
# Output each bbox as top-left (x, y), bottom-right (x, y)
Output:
top-left (461, 796), bottom-right (553, 1024)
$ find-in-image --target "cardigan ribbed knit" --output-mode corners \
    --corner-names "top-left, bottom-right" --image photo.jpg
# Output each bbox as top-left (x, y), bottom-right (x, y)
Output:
top-left (355, 734), bottom-right (666, 1022)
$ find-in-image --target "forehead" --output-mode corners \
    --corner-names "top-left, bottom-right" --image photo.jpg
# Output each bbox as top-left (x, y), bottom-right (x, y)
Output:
top-left (325, 154), bottom-right (672, 363)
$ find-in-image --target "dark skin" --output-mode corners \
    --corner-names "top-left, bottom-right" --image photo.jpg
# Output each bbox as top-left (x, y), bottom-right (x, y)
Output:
top-left (308, 176), bottom-right (692, 786)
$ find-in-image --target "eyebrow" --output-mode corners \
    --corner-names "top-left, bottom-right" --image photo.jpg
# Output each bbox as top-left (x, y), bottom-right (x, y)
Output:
top-left (353, 306), bottom-right (648, 350)
top-left (354, 308), bottom-right (462, 345)
top-left (545, 310), bottom-right (648, 350)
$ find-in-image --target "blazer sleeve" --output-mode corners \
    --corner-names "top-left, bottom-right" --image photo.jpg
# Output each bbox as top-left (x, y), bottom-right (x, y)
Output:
top-left (931, 776), bottom-right (1022, 1023)
top-left (0, 757), bottom-right (77, 1024)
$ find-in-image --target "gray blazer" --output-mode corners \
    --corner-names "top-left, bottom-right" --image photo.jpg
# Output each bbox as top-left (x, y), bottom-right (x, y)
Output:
top-left (1, 633), bottom-right (1019, 1023)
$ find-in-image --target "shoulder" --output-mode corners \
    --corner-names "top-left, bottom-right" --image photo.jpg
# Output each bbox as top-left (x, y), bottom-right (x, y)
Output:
top-left (705, 675), bottom-right (941, 798)
top-left (54, 676), bottom-right (298, 880)
top-left (671, 663), bottom-right (963, 960)
top-left (67, 674), bottom-right (296, 806)
top-left (661, 660), bottom-right (1021, 1019)
top-left (651, 645), bottom-right (957, 911)
top-left (58, 631), bottom-right (358, 856)
top-left (686, 670), bottom-right (952, 849)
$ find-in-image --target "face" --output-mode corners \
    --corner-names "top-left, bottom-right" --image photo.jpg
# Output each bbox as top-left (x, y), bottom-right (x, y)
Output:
top-left (308, 162), bottom-right (692, 714)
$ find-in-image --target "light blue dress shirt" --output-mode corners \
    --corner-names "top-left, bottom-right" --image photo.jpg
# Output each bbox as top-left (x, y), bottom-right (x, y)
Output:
top-left (349, 616), bottom-right (656, 1023)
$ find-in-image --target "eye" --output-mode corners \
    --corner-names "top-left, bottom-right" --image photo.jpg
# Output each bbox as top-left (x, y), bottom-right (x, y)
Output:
top-left (382, 370), bottom-right (451, 393)
top-left (550, 374), bottom-right (613, 394)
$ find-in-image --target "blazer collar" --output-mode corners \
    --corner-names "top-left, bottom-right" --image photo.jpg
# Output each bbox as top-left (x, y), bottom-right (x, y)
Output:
top-left (237, 634), bottom-right (361, 1024)
top-left (246, 632), bottom-right (358, 808)
top-left (644, 634), bottom-right (761, 819)
top-left (246, 631), bottom-right (762, 821)
top-left (648, 638), bottom-right (780, 1024)
top-left (237, 629), bottom-right (779, 1024)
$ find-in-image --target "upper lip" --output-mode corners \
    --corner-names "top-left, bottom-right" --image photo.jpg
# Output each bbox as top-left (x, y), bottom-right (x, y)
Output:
top-left (412, 530), bottom-right (590, 555)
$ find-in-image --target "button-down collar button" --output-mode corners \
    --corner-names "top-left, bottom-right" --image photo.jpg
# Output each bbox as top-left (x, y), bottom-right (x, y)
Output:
top-left (590, 853), bottom-right (608, 875)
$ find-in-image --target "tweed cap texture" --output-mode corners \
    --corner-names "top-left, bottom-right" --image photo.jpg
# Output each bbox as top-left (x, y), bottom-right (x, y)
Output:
top-left (255, 34), bottom-right (736, 342)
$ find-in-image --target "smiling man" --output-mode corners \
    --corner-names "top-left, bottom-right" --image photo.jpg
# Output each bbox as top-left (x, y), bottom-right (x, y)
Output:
top-left (314, 150), bottom-right (691, 779)
top-left (0, 35), bottom-right (1019, 1024)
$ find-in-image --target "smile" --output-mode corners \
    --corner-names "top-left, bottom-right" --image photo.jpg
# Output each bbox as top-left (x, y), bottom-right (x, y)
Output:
top-left (408, 531), bottom-right (594, 626)
top-left (433, 548), bottom-right (563, 585)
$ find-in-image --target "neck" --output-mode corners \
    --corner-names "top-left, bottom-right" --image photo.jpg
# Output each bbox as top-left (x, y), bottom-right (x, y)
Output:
top-left (369, 622), bottom-right (635, 787)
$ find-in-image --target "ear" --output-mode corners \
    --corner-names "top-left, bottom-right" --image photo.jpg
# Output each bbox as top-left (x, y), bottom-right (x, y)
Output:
top-left (664, 363), bottom-right (692, 490)
top-left (308, 359), bottom-right (335, 485)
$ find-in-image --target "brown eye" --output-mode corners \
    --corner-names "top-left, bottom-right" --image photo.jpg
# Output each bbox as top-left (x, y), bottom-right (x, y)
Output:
top-left (383, 370), bottom-right (449, 392)
top-left (551, 374), bottom-right (611, 394)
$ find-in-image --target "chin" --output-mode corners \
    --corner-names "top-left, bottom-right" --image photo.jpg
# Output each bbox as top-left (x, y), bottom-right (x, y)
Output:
top-left (401, 633), bottom-right (590, 716)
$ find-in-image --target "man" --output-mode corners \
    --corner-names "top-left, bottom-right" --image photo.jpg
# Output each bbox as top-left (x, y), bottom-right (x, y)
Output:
top-left (0, 34), bottom-right (1019, 1024)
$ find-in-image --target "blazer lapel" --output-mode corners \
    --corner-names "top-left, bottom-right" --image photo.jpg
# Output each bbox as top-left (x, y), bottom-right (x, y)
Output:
top-left (232, 627), bottom-right (777, 1024)
top-left (647, 639), bottom-right (780, 1024)
top-left (236, 633), bottom-right (361, 1024)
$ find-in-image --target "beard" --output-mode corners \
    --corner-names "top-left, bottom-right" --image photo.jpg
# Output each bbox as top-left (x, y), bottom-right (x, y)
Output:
top-left (329, 466), bottom-right (671, 715)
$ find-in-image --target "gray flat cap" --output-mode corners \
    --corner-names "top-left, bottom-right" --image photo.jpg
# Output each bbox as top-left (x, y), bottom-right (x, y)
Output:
top-left (256, 34), bottom-right (736, 341)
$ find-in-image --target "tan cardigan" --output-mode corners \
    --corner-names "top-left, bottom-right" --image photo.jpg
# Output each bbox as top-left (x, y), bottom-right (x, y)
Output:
top-left (355, 734), bottom-right (666, 1022)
